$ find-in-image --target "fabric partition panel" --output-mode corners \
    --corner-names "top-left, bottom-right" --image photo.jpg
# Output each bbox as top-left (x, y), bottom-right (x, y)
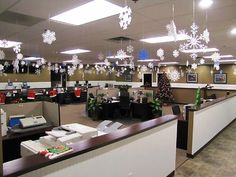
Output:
top-left (97, 88), bottom-right (119, 98)
top-left (87, 87), bottom-right (99, 98)
top-left (43, 102), bottom-right (60, 126)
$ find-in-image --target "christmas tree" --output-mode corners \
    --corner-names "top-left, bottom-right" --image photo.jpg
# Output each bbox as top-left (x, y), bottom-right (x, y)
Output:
top-left (195, 87), bottom-right (201, 108)
top-left (158, 73), bottom-right (174, 103)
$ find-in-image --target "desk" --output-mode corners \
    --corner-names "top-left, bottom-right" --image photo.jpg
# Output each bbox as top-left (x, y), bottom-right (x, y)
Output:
top-left (101, 101), bottom-right (119, 120)
top-left (131, 102), bottom-right (152, 121)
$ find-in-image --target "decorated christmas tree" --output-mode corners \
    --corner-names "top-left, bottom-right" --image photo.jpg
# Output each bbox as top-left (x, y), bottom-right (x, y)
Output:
top-left (195, 87), bottom-right (201, 108)
top-left (158, 73), bottom-right (174, 103)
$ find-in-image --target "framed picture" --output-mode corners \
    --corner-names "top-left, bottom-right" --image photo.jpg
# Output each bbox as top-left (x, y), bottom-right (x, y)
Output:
top-left (214, 73), bottom-right (227, 84)
top-left (124, 74), bottom-right (132, 82)
top-left (186, 73), bottom-right (198, 83)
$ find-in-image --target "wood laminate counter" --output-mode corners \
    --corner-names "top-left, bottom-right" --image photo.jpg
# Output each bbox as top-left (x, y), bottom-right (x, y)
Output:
top-left (3, 114), bottom-right (177, 177)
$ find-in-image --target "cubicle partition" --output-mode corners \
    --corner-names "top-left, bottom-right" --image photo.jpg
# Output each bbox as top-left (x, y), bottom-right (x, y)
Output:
top-left (3, 115), bottom-right (177, 177)
top-left (187, 94), bottom-right (236, 157)
top-left (96, 88), bottom-right (119, 98)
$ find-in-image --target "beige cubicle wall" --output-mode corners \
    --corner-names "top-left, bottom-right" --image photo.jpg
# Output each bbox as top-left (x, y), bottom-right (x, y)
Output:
top-left (0, 101), bottom-right (60, 126)
top-left (96, 88), bottom-right (119, 98)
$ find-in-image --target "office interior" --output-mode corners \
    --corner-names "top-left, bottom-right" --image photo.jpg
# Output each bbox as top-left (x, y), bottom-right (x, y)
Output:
top-left (0, 0), bottom-right (236, 176)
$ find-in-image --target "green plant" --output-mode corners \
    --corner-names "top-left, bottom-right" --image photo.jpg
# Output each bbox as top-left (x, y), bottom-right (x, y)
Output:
top-left (88, 98), bottom-right (102, 113)
top-left (150, 98), bottom-right (162, 114)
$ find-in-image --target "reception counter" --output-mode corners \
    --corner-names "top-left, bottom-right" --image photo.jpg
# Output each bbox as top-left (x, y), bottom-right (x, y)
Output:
top-left (187, 93), bottom-right (236, 157)
top-left (2, 115), bottom-right (177, 177)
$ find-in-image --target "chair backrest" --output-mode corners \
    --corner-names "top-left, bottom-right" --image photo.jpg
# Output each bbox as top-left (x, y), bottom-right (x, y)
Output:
top-left (74, 88), bottom-right (81, 98)
top-left (27, 89), bottom-right (36, 100)
top-left (0, 93), bottom-right (6, 104)
top-left (172, 104), bottom-right (181, 115)
top-left (49, 89), bottom-right (57, 97)
top-left (119, 96), bottom-right (130, 109)
top-left (96, 120), bottom-right (112, 131)
top-left (103, 122), bottom-right (123, 133)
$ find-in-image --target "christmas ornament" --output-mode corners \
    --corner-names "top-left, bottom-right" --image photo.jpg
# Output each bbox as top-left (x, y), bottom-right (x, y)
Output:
top-left (200, 58), bottom-right (205, 64)
top-left (211, 52), bottom-right (220, 62)
top-left (168, 70), bottom-right (180, 82)
top-left (68, 68), bottom-right (75, 76)
top-left (157, 48), bottom-right (164, 58)
top-left (166, 20), bottom-right (177, 41)
top-left (126, 45), bottom-right (134, 53)
top-left (17, 53), bottom-right (23, 60)
top-left (119, 6), bottom-right (132, 30)
top-left (116, 49), bottom-right (127, 60)
top-left (42, 29), bottom-right (56, 44)
top-left (1, 39), bottom-right (8, 47)
top-left (0, 64), bottom-right (4, 72)
top-left (98, 52), bottom-right (104, 61)
top-left (173, 50), bottom-right (179, 58)
top-left (35, 69), bottom-right (41, 75)
top-left (148, 62), bottom-right (154, 69)
top-left (202, 28), bottom-right (210, 43)
top-left (13, 45), bottom-right (21, 53)
top-left (191, 63), bottom-right (198, 70)
top-left (0, 50), bottom-right (5, 60)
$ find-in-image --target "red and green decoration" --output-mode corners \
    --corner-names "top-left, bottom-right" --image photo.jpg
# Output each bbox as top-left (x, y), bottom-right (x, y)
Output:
top-left (158, 73), bottom-right (174, 103)
top-left (195, 87), bottom-right (201, 108)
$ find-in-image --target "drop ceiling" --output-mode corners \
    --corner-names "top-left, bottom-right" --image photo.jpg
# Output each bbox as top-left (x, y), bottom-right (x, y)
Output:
top-left (0, 0), bottom-right (236, 64)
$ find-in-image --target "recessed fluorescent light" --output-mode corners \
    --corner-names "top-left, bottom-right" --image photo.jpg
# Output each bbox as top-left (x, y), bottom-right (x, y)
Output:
top-left (219, 59), bottom-right (236, 63)
top-left (199, 0), bottom-right (213, 9)
top-left (61, 49), bottom-right (91, 54)
top-left (23, 57), bottom-right (42, 61)
top-left (94, 62), bottom-right (107, 65)
top-left (137, 59), bottom-right (160, 62)
top-left (231, 28), bottom-right (236, 35)
top-left (0, 40), bottom-right (22, 48)
top-left (50, 0), bottom-right (123, 25)
top-left (204, 55), bottom-right (233, 59)
top-left (106, 55), bottom-right (133, 59)
top-left (181, 48), bottom-right (219, 53)
top-left (140, 34), bottom-right (189, 44)
top-left (159, 62), bottom-right (179, 65)
top-left (63, 60), bottom-right (74, 63)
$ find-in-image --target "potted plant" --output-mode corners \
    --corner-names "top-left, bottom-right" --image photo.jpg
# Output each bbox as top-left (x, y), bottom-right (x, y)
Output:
top-left (87, 98), bottom-right (102, 120)
top-left (150, 98), bottom-right (162, 118)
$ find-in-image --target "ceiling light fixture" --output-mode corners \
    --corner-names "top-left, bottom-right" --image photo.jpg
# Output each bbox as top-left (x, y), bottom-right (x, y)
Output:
top-left (140, 34), bottom-right (189, 43)
top-left (199, 0), bottom-right (213, 9)
top-left (182, 48), bottom-right (219, 53)
top-left (203, 54), bottom-right (233, 59)
top-left (137, 59), bottom-right (160, 62)
top-left (61, 49), bottom-right (91, 54)
top-left (231, 28), bottom-right (236, 35)
top-left (50, 0), bottom-right (123, 25)
top-left (106, 54), bottom-right (132, 59)
top-left (159, 62), bottom-right (179, 65)
top-left (0, 40), bottom-right (22, 48)
top-left (219, 59), bottom-right (236, 63)
top-left (23, 57), bottom-right (43, 61)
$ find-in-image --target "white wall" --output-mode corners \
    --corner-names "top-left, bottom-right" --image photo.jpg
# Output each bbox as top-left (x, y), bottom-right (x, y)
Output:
top-left (189, 96), bottom-right (236, 155)
top-left (20, 120), bottom-right (177, 177)
top-left (0, 82), bottom-right (51, 90)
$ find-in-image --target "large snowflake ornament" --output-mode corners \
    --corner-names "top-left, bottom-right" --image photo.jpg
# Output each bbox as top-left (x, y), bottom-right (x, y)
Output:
top-left (98, 52), bottom-right (104, 61)
top-left (126, 45), bottom-right (134, 53)
top-left (168, 70), bottom-right (180, 82)
top-left (35, 69), bottom-right (41, 75)
top-left (117, 49), bottom-right (127, 60)
top-left (141, 65), bottom-right (148, 73)
top-left (17, 53), bottom-right (23, 60)
top-left (0, 64), bottom-right (4, 72)
top-left (211, 52), bottom-right (220, 62)
top-left (79, 63), bottom-right (83, 69)
top-left (13, 45), bottom-right (21, 53)
top-left (0, 50), bottom-right (5, 60)
top-left (42, 29), bottom-right (56, 44)
top-left (1, 39), bottom-right (8, 47)
top-left (157, 48), bottom-right (164, 58)
top-left (191, 63), bottom-right (198, 70)
top-left (119, 6), bottom-right (132, 30)
top-left (148, 62), bottom-right (154, 69)
top-left (68, 68), bottom-right (75, 76)
top-left (166, 20), bottom-right (177, 41)
top-left (173, 50), bottom-right (179, 58)
top-left (179, 22), bottom-right (208, 60)
top-left (200, 58), bottom-right (205, 64)
top-left (202, 28), bottom-right (210, 43)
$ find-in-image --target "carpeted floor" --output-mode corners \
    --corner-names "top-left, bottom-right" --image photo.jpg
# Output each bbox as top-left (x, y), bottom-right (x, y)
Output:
top-left (60, 103), bottom-right (236, 176)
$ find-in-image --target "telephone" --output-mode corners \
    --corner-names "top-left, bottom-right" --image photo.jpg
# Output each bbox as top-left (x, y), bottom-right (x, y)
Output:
top-left (20, 116), bottom-right (47, 128)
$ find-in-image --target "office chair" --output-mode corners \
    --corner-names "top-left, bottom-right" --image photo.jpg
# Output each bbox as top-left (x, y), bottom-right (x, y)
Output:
top-left (0, 93), bottom-right (6, 104)
top-left (74, 88), bottom-right (81, 98)
top-left (27, 89), bottom-right (36, 100)
top-left (172, 104), bottom-right (181, 115)
top-left (119, 95), bottom-right (131, 118)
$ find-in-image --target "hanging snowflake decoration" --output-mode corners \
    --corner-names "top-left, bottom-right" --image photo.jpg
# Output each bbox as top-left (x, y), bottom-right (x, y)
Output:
top-left (168, 70), bottom-right (180, 82)
top-left (13, 45), bottom-right (21, 53)
top-left (98, 52), bottom-right (104, 61)
top-left (211, 52), bottom-right (220, 62)
top-left (35, 69), bottom-right (41, 75)
top-left (0, 64), bottom-right (4, 72)
top-left (20, 60), bottom-right (26, 66)
top-left (72, 55), bottom-right (81, 67)
top-left (191, 63), bottom-right (198, 70)
top-left (1, 39), bottom-right (8, 47)
top-left (79, 63), bottom-right (83, 69)
top-left (148, 62), bottom-right (154, 69)
top-left (0, 50), bottom-right (5, 60)
top-left (200, 58), bottom-right (205, 64)
top-left (186, 67), bottom-right (192, 74)
top-left (17, 53), bottom-right (23, 60)
top-left (117, 49), bottom-right (127, 60)
top-left (141, 65), bottom-right (148, 73)
top-left (157, 48), bottom-right (164, 58)
top-left (42, 29), bottom-right (56, 44)
top-left (202, 28), bottom-right (210, 43)
top-left (179, 22), bottom-right (208, 60)
top-left (119, 6), bottom-right (132, 30)
top-left (166, 20), bottom-right (177, 41)
top-left (12, 59), bottom-right (20, 73)
top-left (68, 68), bottom-right (75, 76)
top-left (116, 71), bottom-right (121, 77)
top-left (126, 45), bottom-right (134, 53)
top-left (173, 50), bottom-right (179, 58)
top-left (104, 59), bottom-right (110, 66)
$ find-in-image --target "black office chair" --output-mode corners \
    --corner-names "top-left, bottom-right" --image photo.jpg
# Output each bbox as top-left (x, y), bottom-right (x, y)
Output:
top-left (172, 104), bottom-right (181, 115)
top-left (119, 95), bottom-right (131, 118)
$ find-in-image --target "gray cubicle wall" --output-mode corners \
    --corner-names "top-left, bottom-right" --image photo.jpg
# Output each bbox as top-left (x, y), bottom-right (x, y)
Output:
top-left (0, 101), bottom-right (60, 126)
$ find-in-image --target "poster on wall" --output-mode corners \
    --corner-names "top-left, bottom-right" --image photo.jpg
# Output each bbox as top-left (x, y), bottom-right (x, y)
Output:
top-left (186, 73), bottom-right (198, 83)
top-left (214, 73), bottom-right (227, 84)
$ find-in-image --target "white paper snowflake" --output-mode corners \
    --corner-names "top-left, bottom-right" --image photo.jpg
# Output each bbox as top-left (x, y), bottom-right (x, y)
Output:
top-left (79, 63), bottom-right (83, 69)
top-left (0, 64), bottom-right (4, 71)
top-left (20, 60), bottom-right (26, 66)
top-left (116, 71), bottom-right (121, 77)
top-left (1, 39), bottom-right (8, 47)
top-left (200, 58), bottom-right (205, 64)
top-left (173, 50), bottom-right (179, 58)
top-left (168, 70), bottom-right (180, 82)
top-left (104, 59), bottom-right (110, 66)
top-left (0, 50), bottom-right (5, 60)
top-left (119, 6), bottom-right (132, 30)
top-left (191, 63), bottom-right (198, 70)
top-left (202, 28), bottom-right (210, 43)
top-left (141, 65), bottom-right (148, 72)
top-left (98, 52), bottom-right (104, 60)
top-left (35, 69), bottom-right (41, 75)
top-left (42, 29), bottom-right (56, 44)
top-left (157, 48), bottom-right (164, 58)
top-left (126, 45), bottom-right (134, 53)
top-left (17, 53), bottom-right (23, 60)
top-left (166, 20), bottom-right (177, 41)
top-left (179, 22), bottom-right (208, 60)
top-left (117, 49), bottom-right (127, 60)
top-left (211, 52), bottom-right (220, 62)
top-left (13, 45), bottom-right (21, 53)
top-left (148, 62), bottom-right (154, 69)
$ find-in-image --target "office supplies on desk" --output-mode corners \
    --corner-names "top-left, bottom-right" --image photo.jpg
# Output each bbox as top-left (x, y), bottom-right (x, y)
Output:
top-left (9, 114), bottom-right (25, 127)
top-left (20, 115), bottom-right (47, 128)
